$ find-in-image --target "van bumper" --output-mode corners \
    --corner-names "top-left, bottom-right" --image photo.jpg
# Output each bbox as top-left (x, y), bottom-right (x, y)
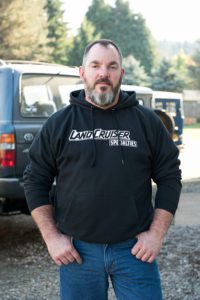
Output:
top-left (0, 178), bottom-right (25, 199)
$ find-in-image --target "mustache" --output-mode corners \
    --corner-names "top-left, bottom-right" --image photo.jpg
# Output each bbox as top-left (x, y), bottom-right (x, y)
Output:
top-left (95, 78), bottom-right (113, 86)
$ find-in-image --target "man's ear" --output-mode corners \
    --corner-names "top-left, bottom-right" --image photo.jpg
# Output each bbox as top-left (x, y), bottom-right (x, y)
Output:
top-left (121, 68), bottom-right (125, 77)
top-left (79, 66), bottom-right (84, 80)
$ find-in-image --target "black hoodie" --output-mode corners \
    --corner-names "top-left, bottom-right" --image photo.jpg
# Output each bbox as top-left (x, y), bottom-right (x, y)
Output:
top-left (23, 90), bottom-right (182, 243)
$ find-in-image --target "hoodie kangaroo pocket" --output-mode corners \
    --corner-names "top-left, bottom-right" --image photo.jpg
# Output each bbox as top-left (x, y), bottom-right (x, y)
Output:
top-left (59, 192), bottom-right (139, 242)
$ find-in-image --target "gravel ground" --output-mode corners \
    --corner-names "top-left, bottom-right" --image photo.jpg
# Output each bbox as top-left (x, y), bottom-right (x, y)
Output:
top-left (0, 212), bottom-right (200, 300)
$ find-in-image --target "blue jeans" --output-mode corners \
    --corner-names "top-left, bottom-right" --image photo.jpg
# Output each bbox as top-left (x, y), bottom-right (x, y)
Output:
top-left (60, 238), bottom-right (163, 300)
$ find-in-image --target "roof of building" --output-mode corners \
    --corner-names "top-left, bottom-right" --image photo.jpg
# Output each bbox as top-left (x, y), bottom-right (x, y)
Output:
top-left (183, 90), bottom-right (200, 101)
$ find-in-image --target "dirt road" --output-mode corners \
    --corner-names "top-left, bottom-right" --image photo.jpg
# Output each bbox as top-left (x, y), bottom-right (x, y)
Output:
top-left (179, 128), bottom-right (200, 180)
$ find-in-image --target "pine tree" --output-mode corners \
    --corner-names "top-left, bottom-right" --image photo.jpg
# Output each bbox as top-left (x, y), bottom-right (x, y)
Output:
top-left (151, 58), bottom-right (185, 92)
top-left (0, 0), bottom-right (49, 60)
top-left (86, 0), bottom-right (111, 35)
top-left (122, 55), bottom-right (150, 86)
top-left (86, 0), bottom-right (156, 74)
top-left (44, 0), bottom-right (70, 64)
top-left (188, 40), bottom-right (200, 89)
top-left (68, 18), bottom-right (100, 66)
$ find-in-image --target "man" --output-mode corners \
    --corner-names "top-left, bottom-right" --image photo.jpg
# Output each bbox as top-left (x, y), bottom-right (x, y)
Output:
top-left (24, 39), bottom-right (182, 300)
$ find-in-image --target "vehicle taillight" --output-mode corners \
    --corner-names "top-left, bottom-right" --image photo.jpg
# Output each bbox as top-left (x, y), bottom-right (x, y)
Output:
top-left (0, 133), bottom-right (15, 167)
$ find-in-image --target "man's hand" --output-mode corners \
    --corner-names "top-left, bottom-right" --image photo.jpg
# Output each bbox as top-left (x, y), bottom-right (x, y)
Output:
top-left (131, 229), bottom-right (163, 263)
top-left (45, 232), bottom-right (82, 266)
top-left (131, 208), bottom-right (173, 263)
top-left (31, 205), bottom-right (82, 266)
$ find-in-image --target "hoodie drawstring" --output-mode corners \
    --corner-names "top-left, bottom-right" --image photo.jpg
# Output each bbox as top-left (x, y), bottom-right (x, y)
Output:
top-left (90, 107), bottom-right (97, 167)
top-left (112, 109), bottom-right (125, 166)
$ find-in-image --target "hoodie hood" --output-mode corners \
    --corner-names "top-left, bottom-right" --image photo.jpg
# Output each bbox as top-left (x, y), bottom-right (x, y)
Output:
top-left (69, 89), bottom-right (139, 167)
top-left (69, 89), bottom-right (139, 110)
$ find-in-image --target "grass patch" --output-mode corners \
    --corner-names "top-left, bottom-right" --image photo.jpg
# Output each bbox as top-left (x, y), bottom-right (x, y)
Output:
top-left (184, 123), bottom-right (200, 129)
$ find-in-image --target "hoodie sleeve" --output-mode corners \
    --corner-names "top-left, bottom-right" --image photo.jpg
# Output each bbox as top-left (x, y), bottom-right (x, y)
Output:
top-left (150, 114), bottom-right (182, 215)
top-left (23, 120), bottom-right (57, 212)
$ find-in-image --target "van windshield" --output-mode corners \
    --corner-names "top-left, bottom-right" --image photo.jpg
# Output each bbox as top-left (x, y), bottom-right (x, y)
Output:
top-left (155, 100), bottom-right (177, 116)
top-left (20, 74), bottom-right (82, 117)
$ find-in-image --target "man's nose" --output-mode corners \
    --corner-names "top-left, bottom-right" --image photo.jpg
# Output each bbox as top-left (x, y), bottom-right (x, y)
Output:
top-left (99, 66), bottom-right (110, 78)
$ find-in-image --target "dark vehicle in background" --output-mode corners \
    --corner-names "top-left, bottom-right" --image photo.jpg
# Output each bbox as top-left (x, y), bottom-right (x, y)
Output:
top-left (0, 60), bottom-right (178, 215)
top-left (153, 91), bottom-right (184, 146)
top-left (122, 85), bottom-right (180, 141)
top-left (122, 84), bottom-right (153, 108)
top-left (0, 60), bottom-right (82, 214)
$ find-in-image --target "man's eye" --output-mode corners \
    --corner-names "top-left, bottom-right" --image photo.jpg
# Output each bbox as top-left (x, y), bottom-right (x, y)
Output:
top-left (92, 65), bottom-right (98, 68)
top-left (109, 65), bottom-right (117, 70)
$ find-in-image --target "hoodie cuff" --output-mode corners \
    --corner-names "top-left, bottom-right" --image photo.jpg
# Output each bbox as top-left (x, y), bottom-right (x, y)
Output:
top-left (25, 190), bottom-right (51, 212)
top-left (154, 182), bottom-right (181, 215)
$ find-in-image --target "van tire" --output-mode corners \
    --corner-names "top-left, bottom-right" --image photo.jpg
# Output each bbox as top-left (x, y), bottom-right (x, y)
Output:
top-left (154, 109), bottom-right (175, 136)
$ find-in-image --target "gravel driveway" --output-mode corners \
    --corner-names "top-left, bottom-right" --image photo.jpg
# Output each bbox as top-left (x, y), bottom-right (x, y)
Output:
top-left (1, 126), bottom-right (199, 300)
top-left (0, 210), bottom-right (200, 300)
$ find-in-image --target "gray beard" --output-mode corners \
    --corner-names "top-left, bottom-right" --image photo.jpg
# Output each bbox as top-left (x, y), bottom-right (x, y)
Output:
top-left (85, 78), bottom-right (122, 107)
top-left (89, 89), bottom-right (114, 106)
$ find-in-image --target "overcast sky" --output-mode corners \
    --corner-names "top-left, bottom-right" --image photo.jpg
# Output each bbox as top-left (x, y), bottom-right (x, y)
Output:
top-left (63, 0), bottom-right (200, 42)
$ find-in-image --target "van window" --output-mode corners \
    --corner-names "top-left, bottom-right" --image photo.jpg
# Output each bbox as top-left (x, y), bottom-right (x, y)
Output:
top-left (156, 100), bottom-right (176, 116)
top-left (154, 92), bottom-right (184, 145)
top-left (59, 84), bottom-right (84, 105)
top-left (166, 102), bottom-right (176, 116)
top-left (23, 85), bottom-right (53, 106)
top-left (20, 74), bottom-right (81, 117)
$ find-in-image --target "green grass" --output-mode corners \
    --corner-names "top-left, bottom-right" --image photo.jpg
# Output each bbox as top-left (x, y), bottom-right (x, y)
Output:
top-left (184, 123), bottom-right (200, 129)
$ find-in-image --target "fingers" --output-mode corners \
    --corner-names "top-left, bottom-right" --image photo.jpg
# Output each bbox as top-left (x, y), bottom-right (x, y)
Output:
top-left (54, 257), bottom-right (66, 266)
top-left (65, 243), bottom-right (82, 264)
top-left (132, 245), bottom-right (151, 262)
top-left (139, 251), bottom-right (154, 262)
top-left (131, 242), bottom-right (140, 256)
top-left (70, 247), bottom-right (82, 264)
top-left (131, 241), bottom-right (155, 263)
top-left (52, 252), bottom-right (71, 266)
top-left (56, 245), bottom-right (82, 266)
top-left (131, 230), bottom-right (163, 263)
top-left (147, 256), bottom-right (155, 264)
top-left (47, 235), bottom-right (82, 266)
top-left (54, 252), bottom-right (77, 266)
top-left (135, 248), bottom-right (147, 260)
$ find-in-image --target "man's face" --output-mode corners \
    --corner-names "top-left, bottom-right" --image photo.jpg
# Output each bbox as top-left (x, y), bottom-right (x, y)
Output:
top-left (79, 44), bottom-right (124, 107)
